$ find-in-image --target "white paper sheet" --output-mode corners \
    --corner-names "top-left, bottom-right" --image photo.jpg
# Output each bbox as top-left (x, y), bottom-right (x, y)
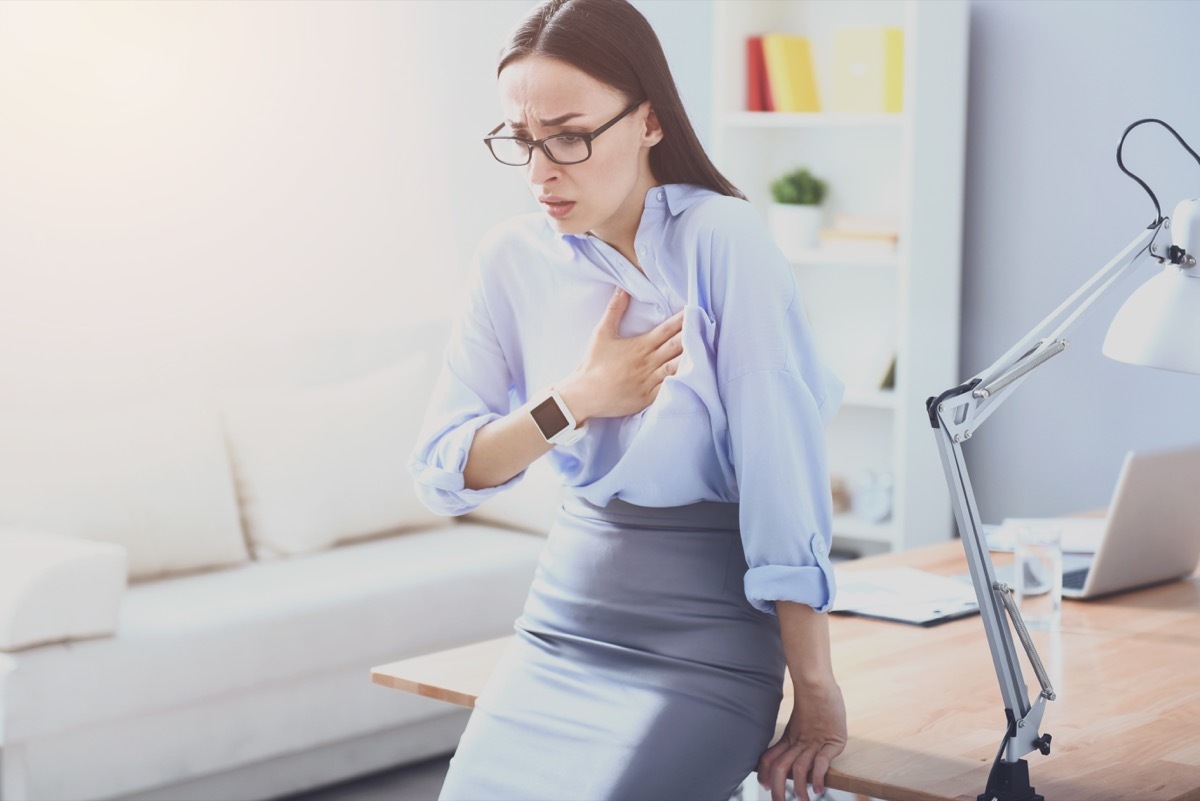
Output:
top-left (832, 566), bottom-right (980, 626)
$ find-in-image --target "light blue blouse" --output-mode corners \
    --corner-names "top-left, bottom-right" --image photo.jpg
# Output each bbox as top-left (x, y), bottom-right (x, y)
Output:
top-left (410, 183), bottom-right (844, 614)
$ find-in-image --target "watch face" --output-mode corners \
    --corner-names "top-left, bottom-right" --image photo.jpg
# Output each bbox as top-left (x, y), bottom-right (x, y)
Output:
top-left (531, 395), bottom-right (570, 439)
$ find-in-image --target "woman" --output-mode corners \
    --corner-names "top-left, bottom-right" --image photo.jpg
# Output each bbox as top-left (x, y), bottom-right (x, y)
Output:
top-left (409, 1), bottom-right (847, 799)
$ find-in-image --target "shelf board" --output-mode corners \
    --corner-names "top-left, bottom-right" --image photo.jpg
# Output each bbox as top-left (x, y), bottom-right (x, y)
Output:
top-left (722, 111), bottom-right (909, 129)
top-left (787, 248), bottom-right (902, 269)
top-left (841, 389), bottom-right (896, 410)
top-left (832, 513), bottom-right (896, 544)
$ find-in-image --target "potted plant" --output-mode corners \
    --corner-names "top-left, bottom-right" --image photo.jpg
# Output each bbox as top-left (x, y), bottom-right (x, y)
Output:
top-left (768, 167), bottom-right (827, 255)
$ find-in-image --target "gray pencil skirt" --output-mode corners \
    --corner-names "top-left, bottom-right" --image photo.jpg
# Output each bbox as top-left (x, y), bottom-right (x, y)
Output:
top-left (437, 493), bottom-right (786, 801)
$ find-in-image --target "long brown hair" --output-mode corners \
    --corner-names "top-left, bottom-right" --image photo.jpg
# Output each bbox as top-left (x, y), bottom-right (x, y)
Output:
top-left (497, 0), bottom-right (744, 200)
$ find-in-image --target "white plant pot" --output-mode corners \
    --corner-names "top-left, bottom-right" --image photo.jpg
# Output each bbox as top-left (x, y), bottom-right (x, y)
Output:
top-left (769, 203), bottom-right (822, 257)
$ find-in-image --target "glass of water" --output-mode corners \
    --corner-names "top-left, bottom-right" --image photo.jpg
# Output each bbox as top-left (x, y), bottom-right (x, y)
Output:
top-left (1013, 520), bottom-right (1063, 631)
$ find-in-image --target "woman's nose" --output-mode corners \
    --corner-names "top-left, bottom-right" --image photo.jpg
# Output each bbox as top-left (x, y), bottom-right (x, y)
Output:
top-left (526, 145), bottom-right (561, 185)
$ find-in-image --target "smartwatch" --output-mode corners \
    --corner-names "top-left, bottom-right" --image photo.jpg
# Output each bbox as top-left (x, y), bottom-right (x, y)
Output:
top-left (529, 388), bottom-right (588, 446)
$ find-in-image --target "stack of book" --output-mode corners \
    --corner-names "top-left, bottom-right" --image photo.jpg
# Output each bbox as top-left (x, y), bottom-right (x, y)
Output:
top-left (818, 214), bottom-right (900, 257)
top-left (746, 34), bottom-right (819, 113)
top-left (746, 28), bottom-right (905, 114)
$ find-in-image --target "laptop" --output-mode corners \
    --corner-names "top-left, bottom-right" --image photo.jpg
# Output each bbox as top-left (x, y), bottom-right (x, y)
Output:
top-left (1055, 443), bottom-right (1200, 599)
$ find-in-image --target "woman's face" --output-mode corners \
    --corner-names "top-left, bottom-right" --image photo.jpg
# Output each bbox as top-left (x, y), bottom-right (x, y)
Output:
top-left (497, 55), bottom-right (662, 239)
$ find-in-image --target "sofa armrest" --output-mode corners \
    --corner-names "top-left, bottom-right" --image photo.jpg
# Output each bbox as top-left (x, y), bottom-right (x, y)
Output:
top-left (0, 529), bottom-right (127, 652)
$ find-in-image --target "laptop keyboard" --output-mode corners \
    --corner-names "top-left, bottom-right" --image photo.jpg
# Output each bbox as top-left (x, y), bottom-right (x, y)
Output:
top-left (1063, 567), bottom-right (1090, 591)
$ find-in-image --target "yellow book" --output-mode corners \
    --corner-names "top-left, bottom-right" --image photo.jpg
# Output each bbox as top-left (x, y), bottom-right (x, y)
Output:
top-left (761, 34), bottom-right (820, 113)
top-left (830, 27), bottom-right (904, 113)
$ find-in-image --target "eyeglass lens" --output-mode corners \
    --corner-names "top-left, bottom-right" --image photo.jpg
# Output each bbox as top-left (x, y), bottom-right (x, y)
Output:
top-left (492, 135), bottom-right (590, 165)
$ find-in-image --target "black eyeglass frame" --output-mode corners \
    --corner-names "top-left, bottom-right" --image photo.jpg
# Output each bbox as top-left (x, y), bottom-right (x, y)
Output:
top-left (484, 99), bottom-right (646, 166)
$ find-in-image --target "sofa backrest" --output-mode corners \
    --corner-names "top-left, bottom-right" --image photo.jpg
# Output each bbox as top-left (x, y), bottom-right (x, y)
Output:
top-left (210, 320), bottom-right (457, 560)
top-left (0, 320), bottom-right (465, 579)
top-left (0, 398), bottom-right (249, 581)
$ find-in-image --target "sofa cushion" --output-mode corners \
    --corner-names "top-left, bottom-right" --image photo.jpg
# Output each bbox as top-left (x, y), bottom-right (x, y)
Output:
top-left (219, 350), bottom-right (450, 558)
top-left (0, 529), bottom-right (127, 652)
top-left (1, 523), bottom-right (544, 743)
top-left (0, 400), bottom-right (249, 581)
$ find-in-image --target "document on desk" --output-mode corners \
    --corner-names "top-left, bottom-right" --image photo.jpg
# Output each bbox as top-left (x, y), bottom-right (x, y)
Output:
top-left (832, 566), bottom-right (980, 626)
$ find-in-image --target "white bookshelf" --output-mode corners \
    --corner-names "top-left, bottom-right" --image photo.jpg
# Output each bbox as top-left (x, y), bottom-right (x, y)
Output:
top-left (711, 0), bottom-right (969, 554)
top-left (788, 248), bottom-right (903, 269)
top-left (722, 111), bottom-right (908, 129)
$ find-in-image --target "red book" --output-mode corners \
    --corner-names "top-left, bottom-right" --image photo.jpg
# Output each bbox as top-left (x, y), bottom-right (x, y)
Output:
top-left (745, 36), bottom-right (774, 112)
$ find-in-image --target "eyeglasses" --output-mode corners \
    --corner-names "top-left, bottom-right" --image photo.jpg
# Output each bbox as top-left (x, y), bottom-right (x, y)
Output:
top-left (484, 99), bottom-right (644, 166)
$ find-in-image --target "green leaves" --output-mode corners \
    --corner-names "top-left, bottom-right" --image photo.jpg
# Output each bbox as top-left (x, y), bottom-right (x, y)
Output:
top-left (770, 167), bottom-right (827, 205)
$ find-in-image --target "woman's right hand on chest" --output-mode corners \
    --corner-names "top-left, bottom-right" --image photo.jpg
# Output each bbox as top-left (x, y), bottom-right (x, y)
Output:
top-left (557, 287), bottom-right (684, 424)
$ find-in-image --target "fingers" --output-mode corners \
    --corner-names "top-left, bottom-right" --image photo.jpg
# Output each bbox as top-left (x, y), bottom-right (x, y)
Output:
top-left (759, 742), bottom-right (829, 801)
top-left (597, 288), bottom-right (682, 345)
top-left (810, 742), bottom-right (842, 796)
top-left (791, 748), bottom-right (818, 801)
top-left (631, 353), bottom-right (680, 410)
top-left (597, 287), bottom-right (630, 336)
top-left (647, 308), bottom-right (685, 347)
top-left (756, 738), bottom-right (789, 798)
top-left (809, 761), bottom-right (827, 797)
top-left (770, 757), bottom-right (791, 801)
top-left (763, 743), bottom-right (801, 801)
top-left (653, 331), bottom-right (684, 368)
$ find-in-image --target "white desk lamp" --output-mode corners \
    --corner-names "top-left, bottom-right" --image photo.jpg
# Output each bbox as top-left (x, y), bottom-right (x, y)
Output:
top-left (927, 118), bottom-right (1200, 801)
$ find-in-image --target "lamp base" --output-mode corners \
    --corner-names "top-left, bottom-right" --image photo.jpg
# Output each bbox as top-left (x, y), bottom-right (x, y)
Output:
top-left (977, 759), bottom-right (1044, 801)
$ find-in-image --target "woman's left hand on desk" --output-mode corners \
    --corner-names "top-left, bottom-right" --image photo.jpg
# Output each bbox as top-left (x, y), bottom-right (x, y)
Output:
top-left (756, 680), bottom-right (847, 801)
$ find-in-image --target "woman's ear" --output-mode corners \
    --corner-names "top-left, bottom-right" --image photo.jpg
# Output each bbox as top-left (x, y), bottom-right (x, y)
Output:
top-left (643, 105), bottom-right (664, 147)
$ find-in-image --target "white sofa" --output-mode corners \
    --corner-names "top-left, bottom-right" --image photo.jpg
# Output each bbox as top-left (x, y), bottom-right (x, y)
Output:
top-left (0, 321), bottom-right (561, 801)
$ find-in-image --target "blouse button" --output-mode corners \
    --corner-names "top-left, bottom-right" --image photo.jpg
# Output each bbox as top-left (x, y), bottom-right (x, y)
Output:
top-left (656, 191), bottom-right (665, 201)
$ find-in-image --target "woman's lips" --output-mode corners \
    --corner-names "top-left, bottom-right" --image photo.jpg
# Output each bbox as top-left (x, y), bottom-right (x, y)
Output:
top-left (543, 200), bottom-right (576, 219)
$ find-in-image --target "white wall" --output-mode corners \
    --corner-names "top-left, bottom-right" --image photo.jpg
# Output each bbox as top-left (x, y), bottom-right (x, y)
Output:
top-left (0, 0), bottom-right (465, 409)
top-left (961, 0), bottom-right (1200, 521)
top-left (0, 0), bottom-right (709, 412)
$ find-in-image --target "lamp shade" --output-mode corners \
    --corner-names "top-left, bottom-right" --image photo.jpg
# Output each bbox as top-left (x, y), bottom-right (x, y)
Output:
top-left (1103, 264), bottom-right (1200, 375)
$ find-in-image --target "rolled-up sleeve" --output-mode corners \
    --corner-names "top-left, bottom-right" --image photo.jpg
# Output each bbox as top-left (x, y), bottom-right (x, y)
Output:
top-left (409, 256), bottom-right (523, 516)
top-left (707, 199), bottom-right (844, 615)
top-left (721, 367), bottom-right (839, 614)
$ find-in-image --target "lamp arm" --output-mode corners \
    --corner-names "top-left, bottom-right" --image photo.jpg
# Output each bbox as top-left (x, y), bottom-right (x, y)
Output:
top-left (925, 223), bottom-right (1162, 801)
top-left (934, 223), bottom-right (1161, 439)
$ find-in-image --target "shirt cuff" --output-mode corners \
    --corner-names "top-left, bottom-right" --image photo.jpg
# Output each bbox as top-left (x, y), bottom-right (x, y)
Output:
top-left (743, 532), bottom-right (837, 614)
top-left (410, 413), bottom-right (522, 515)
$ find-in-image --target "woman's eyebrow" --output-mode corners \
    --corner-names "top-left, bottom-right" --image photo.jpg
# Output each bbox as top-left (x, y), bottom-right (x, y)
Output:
top-left (508, 111), bottom-right (585, 129)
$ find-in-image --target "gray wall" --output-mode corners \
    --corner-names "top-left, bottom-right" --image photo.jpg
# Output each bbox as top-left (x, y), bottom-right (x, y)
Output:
top-left (961, 0), bottom-right (1200, 521)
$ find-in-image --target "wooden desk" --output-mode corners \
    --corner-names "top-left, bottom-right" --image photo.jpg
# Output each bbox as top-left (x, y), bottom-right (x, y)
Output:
top-left (372, 541), bottom-right (1200, 801)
